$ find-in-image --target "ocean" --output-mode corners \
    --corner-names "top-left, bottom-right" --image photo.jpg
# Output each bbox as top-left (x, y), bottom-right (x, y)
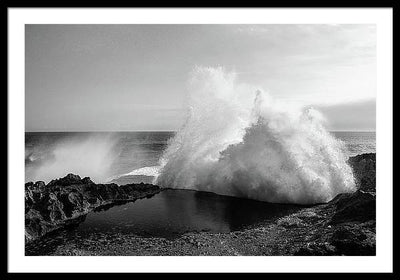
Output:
top-left (25, 131), bottom-right (375, 185)
top-left (24, 130), bottom-right (376, 254)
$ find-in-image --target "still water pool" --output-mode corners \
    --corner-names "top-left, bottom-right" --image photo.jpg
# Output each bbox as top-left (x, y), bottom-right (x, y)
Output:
top-left (26, 189), bottom-right (303, 255)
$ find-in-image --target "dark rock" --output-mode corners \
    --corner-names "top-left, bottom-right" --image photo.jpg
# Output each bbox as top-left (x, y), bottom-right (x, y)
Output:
top-left (47, 173), bottom-right (86, 187)
top-left (348, 153), bottom-right (376, 192)
top-left (294, 153), bottom-right (376, 256)
top-left (327, 153), bottom-right (376, 225)
top-left (329, 190), bottom-right (375, 225)
top-left (294, 242), bottom-right (337, 256)
top-left (329, 224), bottom-right (375, 255)
top-left (25, 174), bottom-right (161, 243)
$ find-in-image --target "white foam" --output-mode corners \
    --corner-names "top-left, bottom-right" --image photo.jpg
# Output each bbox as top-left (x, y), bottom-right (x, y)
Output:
top-left (107, 165), bottom-right (161, 182)
top-left (156, 67), bottom-right (356, 204)
top-left (27, 133), bottom-right (118, 184)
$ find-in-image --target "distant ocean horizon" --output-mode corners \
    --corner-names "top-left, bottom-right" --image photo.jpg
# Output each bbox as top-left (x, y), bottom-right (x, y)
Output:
top-left (25, 130), bottom-right (376, 185)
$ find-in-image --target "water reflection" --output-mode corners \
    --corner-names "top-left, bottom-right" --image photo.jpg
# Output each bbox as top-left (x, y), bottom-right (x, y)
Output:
top-left (77, 189), bottom-right (304, 237)
top-left (26, 189), bottom-right (304, 255)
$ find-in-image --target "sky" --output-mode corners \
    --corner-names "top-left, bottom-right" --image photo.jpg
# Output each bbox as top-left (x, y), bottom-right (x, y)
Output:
top-left (25, 24), bottom-right (376, 132)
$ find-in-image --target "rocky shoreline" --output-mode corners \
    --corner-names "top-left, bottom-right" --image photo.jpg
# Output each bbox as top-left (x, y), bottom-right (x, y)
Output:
top-left (25, 153), bottom-right (376, 256)
top-left (25, 174), bottom-right (161, 243)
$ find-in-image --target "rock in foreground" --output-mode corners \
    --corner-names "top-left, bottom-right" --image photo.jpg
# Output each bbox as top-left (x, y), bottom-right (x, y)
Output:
top-left (25, 174), bottom-right (161, 243)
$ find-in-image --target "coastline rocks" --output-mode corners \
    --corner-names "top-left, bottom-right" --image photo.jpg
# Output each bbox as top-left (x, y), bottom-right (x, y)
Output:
top-left (348, 153), bottom-right (376, 192)
top-left (331, 152), bottom-right (376, 226)
top-left (329, 190), bottom-right (375, 225)
top-left (25, 174), bottom-right (161, 243)
top-left (294, 154), bottom-right (376, 256)
top-left (25, 153), bottom-right (376, 256)
top-left (328, 222), bottom-right (375, 255)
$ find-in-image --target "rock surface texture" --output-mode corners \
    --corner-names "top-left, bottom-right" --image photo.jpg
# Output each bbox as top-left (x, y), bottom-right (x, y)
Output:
top-left (25, 174), bottom-right (161, 243)
top-left (25, 153), bottom-right (376, 256)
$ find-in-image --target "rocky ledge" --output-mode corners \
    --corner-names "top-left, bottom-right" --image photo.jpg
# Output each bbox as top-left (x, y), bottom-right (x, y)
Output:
top-left (25, 174), bottom-right (161, 243)
top-left (348, 153), bottom-right (376, 192)
top-left (25, 153), bottom-right (376, 256)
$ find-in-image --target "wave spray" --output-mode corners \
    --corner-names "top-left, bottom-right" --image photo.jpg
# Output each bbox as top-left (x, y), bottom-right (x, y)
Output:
top-left (27, 133), bottom-right (118, 184)
top-left (155, 67), bottom-right (355, 204)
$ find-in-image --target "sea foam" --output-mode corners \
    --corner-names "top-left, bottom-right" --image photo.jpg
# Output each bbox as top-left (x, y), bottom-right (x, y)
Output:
top-left (155, 67), bottom-right (356, 204)
top-left (27, 133), bottom-right (118, 184)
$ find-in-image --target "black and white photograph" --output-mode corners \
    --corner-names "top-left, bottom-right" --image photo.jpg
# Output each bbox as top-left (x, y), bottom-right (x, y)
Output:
top-left (7, 6), bottom-right (394, 273)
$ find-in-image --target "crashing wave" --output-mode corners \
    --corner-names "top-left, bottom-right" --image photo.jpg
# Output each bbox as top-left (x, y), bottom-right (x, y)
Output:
top-left (155, 67), bottom-right (355, 204)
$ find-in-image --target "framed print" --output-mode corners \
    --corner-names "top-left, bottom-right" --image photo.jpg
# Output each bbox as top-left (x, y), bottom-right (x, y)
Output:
top-left (6, 4), bottom-right (395, 274)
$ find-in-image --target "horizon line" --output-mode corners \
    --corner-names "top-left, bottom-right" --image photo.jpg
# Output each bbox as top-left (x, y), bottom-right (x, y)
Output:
top-left (25, 129), bottom-right (376, 133)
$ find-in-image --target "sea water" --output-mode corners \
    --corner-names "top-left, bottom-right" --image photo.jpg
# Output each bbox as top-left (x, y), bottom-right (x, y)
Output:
top-left (25, 130), bottom-right (375, 185)
top-left (24, 130), bottom-right (375, 254)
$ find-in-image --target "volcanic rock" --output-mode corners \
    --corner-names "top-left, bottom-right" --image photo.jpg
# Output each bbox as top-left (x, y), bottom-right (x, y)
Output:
top-left (25, 174), bottom-right (161, 243)
top-left (348, 153), bottom-right (376, 192)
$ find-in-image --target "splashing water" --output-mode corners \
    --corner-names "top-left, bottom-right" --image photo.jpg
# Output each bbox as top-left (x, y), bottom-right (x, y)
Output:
top-left (106, 165), bottom-right (161, 182)
top-left (155, 67), bottom-right (355, 204)
top-left (27, 133), bottom-right (118, 184)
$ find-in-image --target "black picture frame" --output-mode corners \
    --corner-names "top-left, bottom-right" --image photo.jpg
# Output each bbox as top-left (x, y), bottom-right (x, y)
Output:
top-left (3, 1), bottom-right (396, 276)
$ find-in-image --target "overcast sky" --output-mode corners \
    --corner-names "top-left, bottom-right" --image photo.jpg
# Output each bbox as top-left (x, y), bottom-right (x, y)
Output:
top-left (25, 24), bottom-right (376, 132)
